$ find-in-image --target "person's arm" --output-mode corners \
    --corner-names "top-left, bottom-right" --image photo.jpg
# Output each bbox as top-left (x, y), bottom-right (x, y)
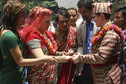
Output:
top-left (10, 46), bottom-right (56, 66)
top-left (72, 30), bottom-right (119, 64)
top-left (26, 39), bottom-right (50, 58)
top-left (31, 48), bottom-right (45, 58)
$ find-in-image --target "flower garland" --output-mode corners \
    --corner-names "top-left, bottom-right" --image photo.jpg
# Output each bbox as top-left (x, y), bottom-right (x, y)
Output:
top-left (34, 29), bottom-right (58, 54)
top-left (91, 24), bottom-right (125, 44)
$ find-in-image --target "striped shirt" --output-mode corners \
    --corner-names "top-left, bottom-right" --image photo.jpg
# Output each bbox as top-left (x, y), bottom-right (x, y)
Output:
top-left (76, 29), bottom-right (122, 84)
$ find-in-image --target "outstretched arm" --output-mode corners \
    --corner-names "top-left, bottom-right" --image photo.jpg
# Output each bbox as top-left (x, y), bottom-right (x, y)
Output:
top-left (72, 31), bottom-right (120, 64)
top-left (10, 46), bottom-right (56, 66)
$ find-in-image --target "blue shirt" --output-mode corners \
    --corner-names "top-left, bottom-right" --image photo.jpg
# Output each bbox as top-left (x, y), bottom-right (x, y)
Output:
top-left (86, 20), bottom-right (94, 54)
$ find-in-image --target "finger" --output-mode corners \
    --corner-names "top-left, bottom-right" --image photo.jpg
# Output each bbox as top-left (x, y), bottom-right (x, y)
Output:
top-left (53, 58), bottom-right (59, 63)
top-left (52, 56), bottom-right (56, 59)
top-left (71, 56), bottom-right (77, 64)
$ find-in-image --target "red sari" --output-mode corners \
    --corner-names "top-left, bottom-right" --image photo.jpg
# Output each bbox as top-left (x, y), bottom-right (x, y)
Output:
top-left (55, 26), bottom-right (77, 84)
top-left (19, 6), bottom-right (58, 84)
top-left (19, 30), bottom-right (58, 84)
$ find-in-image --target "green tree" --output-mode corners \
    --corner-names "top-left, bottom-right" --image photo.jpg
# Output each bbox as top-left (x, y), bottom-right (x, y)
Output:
top-left (0, 0), bottom-right (58, 23)
top-left (22, 0), bottom-right (58, 19)
top-left (0, 0), bottom-right (7, 25)
top-left (22, 0), bottom-right (58, 11)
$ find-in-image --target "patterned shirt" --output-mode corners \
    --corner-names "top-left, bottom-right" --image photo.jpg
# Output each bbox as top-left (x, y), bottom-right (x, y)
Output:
top-left (118, 30), bottom-right (126, 79)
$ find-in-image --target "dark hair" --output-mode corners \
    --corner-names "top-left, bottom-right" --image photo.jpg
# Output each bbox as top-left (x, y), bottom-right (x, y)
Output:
top-left (55, 7), bottom-right (70, 23)
top-left (96, 13), bottom-right (111, 20)
top-left (68, 7), bottom-right (79, 17)
top-left (2, 0), bottom-right (28, 33)
top-left (115, 5), bottom-right (126, 18)
top-left (77, 0), bottom-right (93, 10)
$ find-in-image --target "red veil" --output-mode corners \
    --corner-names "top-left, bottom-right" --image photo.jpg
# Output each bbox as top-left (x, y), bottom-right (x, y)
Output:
top-left (19, 6), bottom-right (53, 41)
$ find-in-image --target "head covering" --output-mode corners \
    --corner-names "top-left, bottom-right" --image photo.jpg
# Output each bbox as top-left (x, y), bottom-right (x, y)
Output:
top-left (26, 6), bottom-right (53, 27)
top-left (92, 3), bottom-right (112, 14)
top-left (19, 6), bottom-right (53, 41)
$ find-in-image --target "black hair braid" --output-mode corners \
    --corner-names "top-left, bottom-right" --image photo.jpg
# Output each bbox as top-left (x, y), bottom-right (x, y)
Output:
top-left (15, 30), bottom-right (27, 58)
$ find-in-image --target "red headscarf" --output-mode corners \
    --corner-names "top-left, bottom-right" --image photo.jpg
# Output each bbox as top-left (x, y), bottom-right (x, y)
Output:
top-left (19, 6), bottom-right (53, 41)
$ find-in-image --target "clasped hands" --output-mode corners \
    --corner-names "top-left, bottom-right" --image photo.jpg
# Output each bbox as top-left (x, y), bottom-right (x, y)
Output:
top-left (54, 49), bottom-right (76, 63)
top-left (48, 51), bottom-right (81, 65)
top-left (54, 53), bottom-right (80, 64)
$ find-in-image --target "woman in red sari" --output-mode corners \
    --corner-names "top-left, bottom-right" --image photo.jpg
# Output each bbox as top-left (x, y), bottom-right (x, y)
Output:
top-left (19, 7), bottom-right (58, 84)
top-left (54, 7), bottom-right (78, 84)
top-left (67, 7), bottom-right (79, 51)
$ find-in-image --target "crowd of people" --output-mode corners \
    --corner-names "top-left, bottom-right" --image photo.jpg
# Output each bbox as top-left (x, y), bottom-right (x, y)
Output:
top-left (0, 0), bottom-right (126, 84)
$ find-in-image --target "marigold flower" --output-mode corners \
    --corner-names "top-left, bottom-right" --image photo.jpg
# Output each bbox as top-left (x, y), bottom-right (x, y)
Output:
top-left (99, 31), bottom-right (104, 35)
top-left (103, 27), bottom-right (108, 31)
top-left (109, 25), bottom-right (113, 29)
top-left (98, 35), bottom-right (102, 38)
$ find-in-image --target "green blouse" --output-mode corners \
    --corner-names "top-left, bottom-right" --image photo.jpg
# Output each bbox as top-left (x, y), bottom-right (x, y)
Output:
top-left (0, 31), bottom-right (25, 84)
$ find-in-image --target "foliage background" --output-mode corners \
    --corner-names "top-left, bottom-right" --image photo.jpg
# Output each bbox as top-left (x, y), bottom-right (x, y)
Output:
top-left (0, 0), bottom-right (58, 25)
top-left (0, 0), bottom-right (126, 25)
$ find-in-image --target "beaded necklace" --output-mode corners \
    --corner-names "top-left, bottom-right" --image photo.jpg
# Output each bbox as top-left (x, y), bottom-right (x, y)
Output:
top-left (34, 29), bottom-right (58, 54)
top-left (91, 24), bottom-right (125, 44)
